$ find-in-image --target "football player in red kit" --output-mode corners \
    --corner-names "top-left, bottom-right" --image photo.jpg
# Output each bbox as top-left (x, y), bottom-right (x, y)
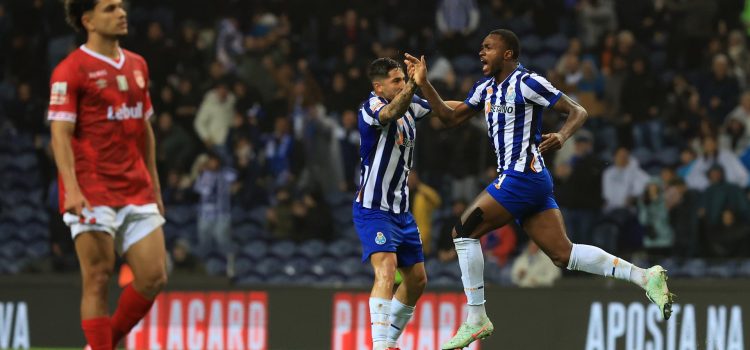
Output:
top-left (49, 1), bottom-right (167, 349)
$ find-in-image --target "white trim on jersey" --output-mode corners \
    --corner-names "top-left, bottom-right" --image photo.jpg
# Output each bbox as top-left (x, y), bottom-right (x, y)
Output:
top-left (48, 111), bottom-right (77, 123)
top-left (80, 45), bottom-right (126, 70)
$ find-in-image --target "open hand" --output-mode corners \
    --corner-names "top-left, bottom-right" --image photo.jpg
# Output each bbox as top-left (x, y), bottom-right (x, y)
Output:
top-left (404, 53), bottom-right (427, 86)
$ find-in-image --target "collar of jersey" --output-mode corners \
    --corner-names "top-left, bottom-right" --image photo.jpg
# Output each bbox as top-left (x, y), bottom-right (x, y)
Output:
top-left (491, 63), bottom-right (524, 88)
top-left (80, 44), bottom-right (126, 70)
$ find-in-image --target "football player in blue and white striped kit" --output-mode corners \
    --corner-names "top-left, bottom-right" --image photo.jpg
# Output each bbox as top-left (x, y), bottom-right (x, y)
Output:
top-left (353, 57), bottom-right (451, 350)
top-left (406, 29), bottom-right (674, 349)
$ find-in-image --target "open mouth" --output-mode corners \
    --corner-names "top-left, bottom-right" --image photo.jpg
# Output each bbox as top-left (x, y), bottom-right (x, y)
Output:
top-left (480, 58), bottom-right (488, 71)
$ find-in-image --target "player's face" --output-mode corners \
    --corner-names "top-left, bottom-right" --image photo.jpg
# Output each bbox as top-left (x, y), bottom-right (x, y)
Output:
top-left (479, 34), bottom-right (512, 76)
top-left (375, 68), bottom-right (406, 101)
top-left (84, 0), bottom-right (128, 37)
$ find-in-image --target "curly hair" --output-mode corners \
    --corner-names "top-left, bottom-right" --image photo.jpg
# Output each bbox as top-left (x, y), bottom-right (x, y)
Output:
top-left (64, 0), bottom-right (98, 32)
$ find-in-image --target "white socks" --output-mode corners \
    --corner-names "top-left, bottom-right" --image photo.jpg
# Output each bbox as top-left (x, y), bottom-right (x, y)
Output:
top-left (370, 297), bottom-right (390, 350)
top-left (567, 244), bottom-right (648, 289)
top-left (385, 298), bottom-right (415, 347)
top-left (454, 238), bottom-right (488, 325)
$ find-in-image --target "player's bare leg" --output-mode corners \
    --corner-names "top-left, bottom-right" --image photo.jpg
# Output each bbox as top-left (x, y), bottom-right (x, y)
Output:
top-left (111, 228), bottom-right (168, 347)
top-left (370, 252), bottom-right (398, 350)
top-left (386, 263), bottom-right (427, 348)
top-left (442, 190), bottom-right (513, 349)
top-left (75, 231), bottom-right (116, 349)
top-left (523, 209), bottom-right (673, 319)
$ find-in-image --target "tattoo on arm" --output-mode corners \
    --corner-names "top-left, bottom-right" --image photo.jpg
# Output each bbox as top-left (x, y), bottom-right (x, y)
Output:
top-left (377, 80), bottom-right (417, 125)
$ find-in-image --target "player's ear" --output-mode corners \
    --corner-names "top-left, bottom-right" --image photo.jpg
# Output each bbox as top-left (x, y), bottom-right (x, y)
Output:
top-left (504, 49), bottom-right (513, 61)
top-left (81, 12), bottom-right (95, 32)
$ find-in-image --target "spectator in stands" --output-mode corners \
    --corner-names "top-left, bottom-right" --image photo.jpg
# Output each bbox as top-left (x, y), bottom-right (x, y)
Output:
top-left (555, 131), bottom-right (605, 245)
top-left (577, 0), bottom-right (617, 49)
top-left (480, 225), bottom-right (517, 267)
top-left (719, 114), bottom-right (750, 155)
top-left (156, 112), bottom-right (195, 176)
top-left (193, 152), bottom-right (237, 257)
top-left (170, 239), bottom-right (204, 275)
top-left (174, 76), bottom-right (201, 131)
top-left (336, 109), bottom-right (361, 192)
top-left (665, 178), bottom-right (701, 258)
top-left (408, 170), bottom-right (442, 255)
top-left (435, 0), bottom-right (479, 57)
top-left (701, 165), bottom-right (750, 257)
top-left (266, 186), bottom-right (294, 239)
top-left (700, 54), bottom-right (740, 125)
top-left (264, 117), bottom-right (299, 188)
top-left (686, 135), bottom-right (748, 190)
top-left (195, 79), bottom-right (236, 156)
top-left (436, 200), bottom-right (466, 262)
top-left (291, 190), bottom-right (335, 241)
top-left (724, 91), bottom-right (750, 132)
top-left (621, 58), bottom-right (663, 151)
top-left (602, 147), bottom-right (650, 212)
top-left (637, 180), bottom-right (674, 255)
top-left (511, 241), bottom-right (561, 288)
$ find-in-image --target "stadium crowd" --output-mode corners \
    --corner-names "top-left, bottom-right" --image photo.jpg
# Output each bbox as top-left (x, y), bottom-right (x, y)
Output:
top-left (1, 0), bottom-right (750, 284)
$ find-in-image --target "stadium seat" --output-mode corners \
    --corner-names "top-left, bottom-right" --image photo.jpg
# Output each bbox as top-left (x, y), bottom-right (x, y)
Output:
top-left (25, 241), bottom-right (49, 258)
top-left (254, 257), bottom-right (283, 277)
top-left (282, 256), bottom-right (311, 277)
top-left (0, 240), bottom-right (25, 259)
top-left (233, 256), bottom-right (254, 277)
top-left (297, 239), bottom-right (326, 260)
top-left (310, 256), bottom-right (339, 277)
top-left (234, 274), bottom-right (265, 285)
top-left (678, 259), bottom-right (707, 278)
top-left (269, 240), bottom-right (296, 260)
top-left (204, 257), bottom-right (227, 276)
top-left (707, 261), bottom-right (737, 278)
top-left (325, 239), bottom-right (358, 259)
top-left (336, 257), bottom-right (363, 278)
top-left (737, 260), bottom-right (750, 278)
top-left (240, 240), bottom-right (268, 261)
top-left (165, 205), bottom-right (195, 226)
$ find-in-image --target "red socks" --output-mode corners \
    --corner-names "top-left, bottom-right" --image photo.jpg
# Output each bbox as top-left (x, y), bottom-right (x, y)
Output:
top-left (111, 285), bottom-right (155, 347)
top-left (81, 317), bottom-right (112, 350)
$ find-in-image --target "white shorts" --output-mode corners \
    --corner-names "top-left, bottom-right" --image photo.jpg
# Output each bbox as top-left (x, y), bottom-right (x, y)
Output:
top-left (63, 203), bottom-right (165, 255)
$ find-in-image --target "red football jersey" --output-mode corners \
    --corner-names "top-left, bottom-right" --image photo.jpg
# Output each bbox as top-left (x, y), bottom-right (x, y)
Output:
top-left (48, 45), bottom-right (156, 212)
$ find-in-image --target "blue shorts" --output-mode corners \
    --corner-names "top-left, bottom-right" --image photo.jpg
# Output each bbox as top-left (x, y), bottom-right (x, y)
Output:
top-left (352, 203), bottom-right (425, 267)
top-left (485, 168), bottom-right (559, 222)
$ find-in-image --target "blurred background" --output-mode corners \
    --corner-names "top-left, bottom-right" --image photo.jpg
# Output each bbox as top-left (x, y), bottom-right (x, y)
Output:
top-left (1, 0), bottom-right (750, 299)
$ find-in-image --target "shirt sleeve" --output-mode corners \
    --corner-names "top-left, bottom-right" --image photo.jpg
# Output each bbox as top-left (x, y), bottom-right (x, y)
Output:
top-left (360, 96), bottom-right (388, 128)
top-left (464, 78), bottom-right (488, 110)
top-left (410, 95), bottom-right (432, 121)
top-left (520, 73), bottom-right (563, 108)
top-left (47, 63), bottom-right (81, 123)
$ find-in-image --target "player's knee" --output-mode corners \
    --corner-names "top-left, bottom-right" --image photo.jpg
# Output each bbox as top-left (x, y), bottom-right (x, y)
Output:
top-left (140, 269), bottom-right (168, 295)
top-left (412, 273), bottom-right (427, 292)
top-left (549, 250), bottom-right (571, 268)
top-left (83, 264), bottom-right (114, 293)
top-left (453, 207), bottom-right (484, 239)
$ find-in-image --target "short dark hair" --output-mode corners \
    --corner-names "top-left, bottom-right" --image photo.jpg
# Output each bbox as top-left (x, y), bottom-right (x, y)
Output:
top-left (490, 29), bottom-right (520, 60)
top-left (64, 0), bottom-right (99, 32)
top-left (367, 58), bottom-right (402, 82)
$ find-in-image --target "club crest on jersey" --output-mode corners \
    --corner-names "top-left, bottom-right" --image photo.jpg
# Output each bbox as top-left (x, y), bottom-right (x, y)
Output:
top-left (116, 75), bottom-right (129, 91)
top-left (134, 70), bottom-right (145, 89)
top-left (506, 86), bottom-right (516, 101)
top-left (95, 79), bottom-right (107, 89)
top-left (375, 232), bottom-right (386, 245)
top-left (50, 82), bottom-right (67, 105)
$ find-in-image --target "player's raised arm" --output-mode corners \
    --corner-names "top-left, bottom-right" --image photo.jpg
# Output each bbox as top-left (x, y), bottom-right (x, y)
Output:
top-left (375, 64), bottom-right (418, 125)
top-left (405, 53), bottom-right (476, 128)
top-left (538, 94), bottom-right (588, 153)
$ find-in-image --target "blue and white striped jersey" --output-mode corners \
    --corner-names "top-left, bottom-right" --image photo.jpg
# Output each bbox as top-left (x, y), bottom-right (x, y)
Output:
top-left (465, 63), bottom-right (562, 173)
top-left (355, 92), bottom-right (432, 214)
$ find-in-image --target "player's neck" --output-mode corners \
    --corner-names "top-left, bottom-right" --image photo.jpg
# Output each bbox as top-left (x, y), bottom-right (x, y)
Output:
top-left (85, 33), bottom-right (121, 61)
top-left (493, 61), bottom-right (519, 83)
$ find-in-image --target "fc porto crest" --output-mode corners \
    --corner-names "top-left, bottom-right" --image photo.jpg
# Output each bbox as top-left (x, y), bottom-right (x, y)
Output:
top-left (506, 86), bottom-right (516, 101)
top-left (375, 232), bottom-right (386, 245)
top-left (134, 70), bottom-right (145, 89)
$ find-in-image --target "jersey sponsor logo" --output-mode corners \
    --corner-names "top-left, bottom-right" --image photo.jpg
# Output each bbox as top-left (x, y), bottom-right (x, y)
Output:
top-left (50, 82), bottom-right (68, 105)
top-left (375, 232), bottom-right (386, 245)
top-left (134, 70), bottom-right (145, 89)
top-left (88, 69), bottom-right (107, 79)
top-left (116, 75), bottom-right (129, 91)
top-left (488, 104), bottom-right (514, 114)
top-left (107, 102), bottom-right (144, 120)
